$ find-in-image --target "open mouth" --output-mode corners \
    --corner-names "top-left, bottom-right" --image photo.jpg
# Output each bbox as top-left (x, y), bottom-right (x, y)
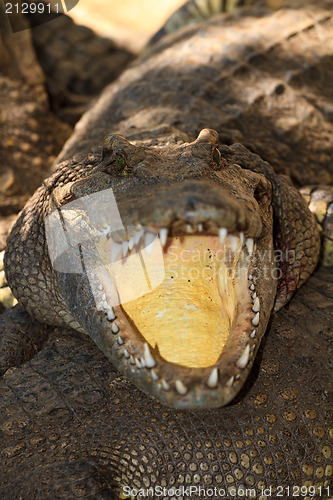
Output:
top-left (87, 220), bottom-right (260, 406)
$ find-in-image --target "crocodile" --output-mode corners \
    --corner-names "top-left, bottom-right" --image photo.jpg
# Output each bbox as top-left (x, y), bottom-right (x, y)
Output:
top-left (1, 0), bottom-right (333, 497)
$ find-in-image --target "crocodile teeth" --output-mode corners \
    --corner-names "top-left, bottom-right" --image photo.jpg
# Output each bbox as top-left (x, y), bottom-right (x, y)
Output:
top-left (250, 283), bottom-right (255, 291)
top-left (101, 293), bottom-right (106, 302)
top-left (145, 232), bottom-right (155, 255)
top-left (122, 241), bottom-right (129, 257)
top-left (229, 235), bottom-right (239, 253)
top-left (128, 236), bottom-right (135, 251)
top-left (198, 223), bottom-right (203, 232)
top-left (135, 358), bottom-right (142, 368)
top-left (111, 242), bottom-right (122, 263)
top-left (130, 355), bottom-right (135, 365)
top-left (250, 329), bottom-right (256, 338)
top-left (175, 380), bottom-right (188, 395)
top-left (124, 349), bottom-right (130, 358)
top-left (186, 223), bottom-right (192, 233)
top-left (161, 379), bottom-right (170, 390)
top-left (117, 336), bottom-right (124, 345)
top-left (219, 227), bottom-right (227, 244)
top-left (151, 369), bottom-right (159, 381)
top-left (246, 237), bottom-right (254, 256)
top-left (134, 229), bottom-right (144, 246)
top-left (226, 376), bottom-right (234, 387)
top-left (159, 228), bottom-right (168, 247)
top-left (143, 342), bottom-right (156, 368)
top-left (207, 367), bottom-right (218, 388)
top-left (98, 284), bottom-right (103, 291)
top-left (236, 344), bottom-right (250, 369)
top-left (107, 307), bottom-right (115, 321)
top-left (252, 296), bottom-right (260, 312)
top-left (252, 312), bottom-right (260, 326)
top-left (111, 321), bottom-right (119, 333)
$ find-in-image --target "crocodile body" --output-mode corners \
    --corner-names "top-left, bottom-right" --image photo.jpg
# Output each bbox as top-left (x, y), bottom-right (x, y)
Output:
top-left (1, 1), bottom-right (333, 497)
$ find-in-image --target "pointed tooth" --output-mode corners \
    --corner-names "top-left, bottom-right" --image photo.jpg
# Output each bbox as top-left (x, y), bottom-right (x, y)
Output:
top-left (175, 380), bottom-right (187, 395)
top-left (226, 376), bottom-right (234, 387)
top-left (101, 293), bottom-right (106, 302)
top-left (117, 336), bottom-right (124, 345)
top-left (124, 349), bottom-right (130, 358)
top-left (240, 232), bottom-right (244, 244)
top-left (151, 369), bottom-right (159, 381)
top-left (122, 241), bottom-right (129, 257)
top-left (252, 312), bottom-right (260, 326)
top-left (145, 231), bottom-right (155, 246)
top-left (207, 367), bottom-right (218, 388)
top-left (246, 238), bottom-right (254, 256)
top-left (229, 235), bottom-right (239, 253)
top-left (252, 296), bottom-right (260, 312)
top-left (135, 229), bottom-right (144, 246)
top-left (159, 228), bottom-right (168, 247)
top-left (140, 357), bottom-right (145, 368)
top-left (128, 235), bottom-right (135, 251)
top-left (219, 227), bottom-right (227, 244)
top-left (161, 379), bottom-right (170, 390)
top-left (250, 283), bottom-right (255, 291)
top-left (186, 224), bottom-right (192, 233)
top-left (143, 342), bottom-right (156, 368)
top-left (111, 321), bottom-right (119, 333)
top-left (135, 358), bottom-right (142, 368)
top-left (111, 242), bottom-right (122, 263)
top-left (103, 301), bottom-right (108, 310)
top-left (252, 292), bottom-right (257, 299)
top-left (198, 223), bottom-right (203, 232)
top-left (107, 307), bottom-right (115, 321)
top-left (98, 284), bottom-right (103, 291)
top-left (236, 344), bottom-right (250, 369)
top-left (250, 330), bottom-right (256, 339)
top-left (130, 355), bottom-right (135, 365)
top-left (145, 232), bottom-right (155, 255)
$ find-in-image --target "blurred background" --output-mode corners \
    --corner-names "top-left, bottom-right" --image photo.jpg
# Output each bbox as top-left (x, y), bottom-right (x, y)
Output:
top-left (67, 0), bottom-right (188, 52)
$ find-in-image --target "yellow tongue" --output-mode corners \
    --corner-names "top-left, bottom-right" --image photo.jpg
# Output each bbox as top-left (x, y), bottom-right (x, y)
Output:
top-left (121, 236), bottom-right (236, 368)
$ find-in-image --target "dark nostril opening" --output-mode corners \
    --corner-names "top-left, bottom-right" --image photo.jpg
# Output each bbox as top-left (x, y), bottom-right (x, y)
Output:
top-left (274, 83), bottom-right (285, 95)
top-left (186, 197), bottom-right (198, 210)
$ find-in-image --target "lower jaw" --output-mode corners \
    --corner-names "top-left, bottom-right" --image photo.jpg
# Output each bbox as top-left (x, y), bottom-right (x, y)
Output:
top-left (85, 234), bottom-right (270, 408)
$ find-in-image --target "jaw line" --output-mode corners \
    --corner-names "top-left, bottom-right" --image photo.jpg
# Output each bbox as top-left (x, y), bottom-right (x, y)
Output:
top-left (86, 225), bottom-right (266, 409)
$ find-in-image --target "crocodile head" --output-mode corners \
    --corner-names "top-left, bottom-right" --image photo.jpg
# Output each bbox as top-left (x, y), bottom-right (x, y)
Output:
top-left (6, 129), bottom-right (320, 409)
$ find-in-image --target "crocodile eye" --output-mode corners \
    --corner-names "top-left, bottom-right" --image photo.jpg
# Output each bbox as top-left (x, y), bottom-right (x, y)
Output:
top-left (115, 155), bottom-right (126, 172)
top-left (212, 148), bottom-right (222, 170)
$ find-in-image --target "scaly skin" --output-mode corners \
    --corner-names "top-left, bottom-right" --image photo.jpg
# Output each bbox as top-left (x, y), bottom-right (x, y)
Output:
top-left (0, 267), bottom-right (332, 498)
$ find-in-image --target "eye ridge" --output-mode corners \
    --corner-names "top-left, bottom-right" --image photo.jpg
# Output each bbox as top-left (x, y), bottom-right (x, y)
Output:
top-left (212, 147), bottom-right (222, 170)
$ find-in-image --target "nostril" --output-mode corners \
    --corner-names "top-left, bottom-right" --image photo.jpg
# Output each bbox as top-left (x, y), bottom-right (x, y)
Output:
top-left (186, 197), bottom-right (199, 210)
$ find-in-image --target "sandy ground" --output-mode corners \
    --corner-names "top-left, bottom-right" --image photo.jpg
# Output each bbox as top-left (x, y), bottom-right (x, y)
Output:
top-left (68, 0), bottom-right (187, 51)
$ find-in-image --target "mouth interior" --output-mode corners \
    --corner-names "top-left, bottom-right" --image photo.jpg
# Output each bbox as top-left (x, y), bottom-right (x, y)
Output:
top-left (118, 235), bottom-right (249, 368)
